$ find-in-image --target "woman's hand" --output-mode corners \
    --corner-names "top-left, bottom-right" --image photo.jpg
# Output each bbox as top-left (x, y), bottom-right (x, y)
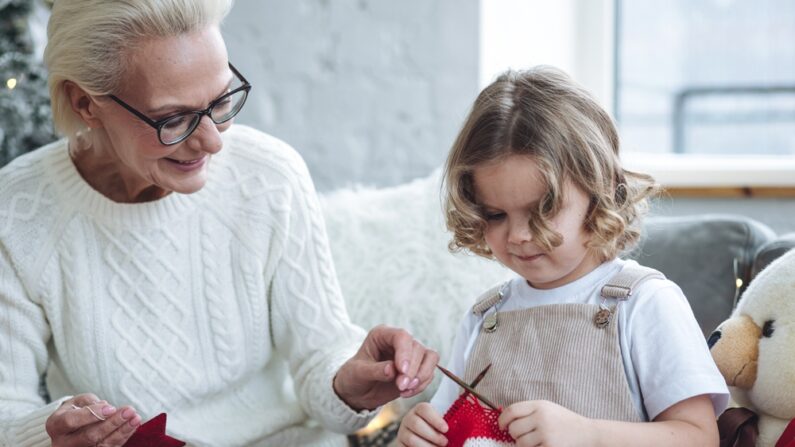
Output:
top-left (498, 400), bottom-right (594, 447)
top-left (46, 393), bottom-right (142, 447)
top-left (333, 325), bottom-right (439, 411)
top-left (397, 402), bottom-right (448, 447)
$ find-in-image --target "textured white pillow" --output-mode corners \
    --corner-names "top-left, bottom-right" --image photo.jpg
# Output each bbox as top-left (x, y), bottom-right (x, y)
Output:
top-left (320, 170), bottom-right (510, 409)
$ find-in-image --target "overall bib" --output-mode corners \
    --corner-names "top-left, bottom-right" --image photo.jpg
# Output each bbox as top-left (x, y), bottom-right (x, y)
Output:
top-left (444, 266), bottom-right (664, 447)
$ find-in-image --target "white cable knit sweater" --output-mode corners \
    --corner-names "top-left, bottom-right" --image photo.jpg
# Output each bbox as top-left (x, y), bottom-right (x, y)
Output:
top-left (0, 125), bottom-right (375, 447)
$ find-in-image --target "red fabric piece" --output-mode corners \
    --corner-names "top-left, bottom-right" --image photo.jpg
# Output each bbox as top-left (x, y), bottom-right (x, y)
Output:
top-left (123, 413), bottom-right (185, 447)
top-left (777, 419), bottom-right (795, 447)
top-left (443, 392), bottom-right (515, 447)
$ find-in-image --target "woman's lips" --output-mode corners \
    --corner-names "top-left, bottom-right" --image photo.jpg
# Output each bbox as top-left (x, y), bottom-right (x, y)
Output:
top-left (165, 156), bottom-right (207, 172)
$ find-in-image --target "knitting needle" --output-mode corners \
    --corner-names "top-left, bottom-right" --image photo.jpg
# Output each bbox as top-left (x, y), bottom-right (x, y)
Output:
top-left (436, 364), bottom-right (498, 410)
top-left (469, 363), bottom-right (492, 389)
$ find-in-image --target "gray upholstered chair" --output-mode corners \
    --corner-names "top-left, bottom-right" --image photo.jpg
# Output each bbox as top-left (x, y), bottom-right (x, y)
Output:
top-left (628, 214), bottom-right (776, 335)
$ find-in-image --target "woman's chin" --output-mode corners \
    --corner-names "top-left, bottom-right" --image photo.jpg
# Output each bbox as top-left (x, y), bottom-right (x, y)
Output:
top-left (160, 162), bottom-right (210, 195)
top-left (170, 178), bottom-right (208, 195)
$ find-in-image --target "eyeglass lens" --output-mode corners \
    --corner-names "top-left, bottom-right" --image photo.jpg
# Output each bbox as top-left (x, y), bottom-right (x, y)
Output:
top-left (159, 89), bottom-right (249, 144)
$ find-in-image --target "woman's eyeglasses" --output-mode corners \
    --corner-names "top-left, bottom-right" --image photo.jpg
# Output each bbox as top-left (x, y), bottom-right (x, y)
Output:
top-left (107, 62), bottom-right (251, 146)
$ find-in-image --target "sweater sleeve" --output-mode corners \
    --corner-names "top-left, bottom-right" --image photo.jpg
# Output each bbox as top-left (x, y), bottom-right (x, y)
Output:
top-left (268, 151), bottom-right (378, 434)
top-left (0, 244), bottom-right (64, 447)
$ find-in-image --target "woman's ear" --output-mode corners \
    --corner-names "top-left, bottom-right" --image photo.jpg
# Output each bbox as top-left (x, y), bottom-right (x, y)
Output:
top-left (64, 81), bottom-right (104, 129)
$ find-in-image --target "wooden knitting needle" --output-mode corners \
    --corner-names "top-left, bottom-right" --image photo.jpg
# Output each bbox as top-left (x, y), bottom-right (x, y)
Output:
top-left (436, 364), bottom-right (498, 410)
top-left (469, 363), bottom-right (492, 389)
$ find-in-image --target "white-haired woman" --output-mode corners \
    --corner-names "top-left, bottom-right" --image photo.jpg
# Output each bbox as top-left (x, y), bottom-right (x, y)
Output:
top-left (0, 1), bottom-right (437, 446)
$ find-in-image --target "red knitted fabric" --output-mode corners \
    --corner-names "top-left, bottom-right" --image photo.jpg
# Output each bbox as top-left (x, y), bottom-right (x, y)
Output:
top-left (443, 392), bottom-right (515, 447)
top-left (777, 419), bottom-right (795, 447)
top-left (123, 413), bottom-right (185, 447)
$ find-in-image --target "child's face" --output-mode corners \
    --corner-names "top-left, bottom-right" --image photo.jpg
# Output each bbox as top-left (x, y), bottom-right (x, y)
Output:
top-left (473, 154), bottom-right (601, 289)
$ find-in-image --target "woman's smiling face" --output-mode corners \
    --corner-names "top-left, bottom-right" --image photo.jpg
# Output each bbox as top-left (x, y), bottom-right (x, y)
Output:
top-left (85, 26), bottom-right (235, 201)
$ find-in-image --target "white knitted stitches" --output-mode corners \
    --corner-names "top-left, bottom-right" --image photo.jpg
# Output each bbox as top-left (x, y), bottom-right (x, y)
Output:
top-left (0, 125), bottom-right (373, 447)
top-left (463, 439), bottom-right (515, 447)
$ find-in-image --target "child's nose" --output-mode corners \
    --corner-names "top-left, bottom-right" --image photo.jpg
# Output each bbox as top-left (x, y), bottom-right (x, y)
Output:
top-left (508, 219), bottom-right (532, 245)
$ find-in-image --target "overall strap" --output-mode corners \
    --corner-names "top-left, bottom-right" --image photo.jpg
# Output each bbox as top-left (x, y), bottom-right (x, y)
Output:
top-left (601, 265), bottom-right (665, 300)
top-left (471, 283), bottom-right (506, 316)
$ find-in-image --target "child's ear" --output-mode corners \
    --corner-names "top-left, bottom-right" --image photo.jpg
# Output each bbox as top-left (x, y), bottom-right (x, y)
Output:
top-left (64, 81), bottom-right (104, 130)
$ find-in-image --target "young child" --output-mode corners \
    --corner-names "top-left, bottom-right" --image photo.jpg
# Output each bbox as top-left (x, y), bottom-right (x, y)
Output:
top-left (396, 67), bottom-right (728, 446)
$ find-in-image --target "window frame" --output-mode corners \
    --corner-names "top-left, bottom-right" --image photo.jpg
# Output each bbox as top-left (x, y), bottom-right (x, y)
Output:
top-left (604, 0), bottom-right (795, 194)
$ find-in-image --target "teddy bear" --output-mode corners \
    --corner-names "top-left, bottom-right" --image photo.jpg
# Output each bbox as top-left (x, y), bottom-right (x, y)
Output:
top-left (709, 248), bottom-right (795, 447)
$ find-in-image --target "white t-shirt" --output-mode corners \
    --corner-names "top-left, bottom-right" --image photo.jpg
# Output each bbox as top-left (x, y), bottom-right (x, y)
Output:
top-left (431, 258), bottom-right (729, 421)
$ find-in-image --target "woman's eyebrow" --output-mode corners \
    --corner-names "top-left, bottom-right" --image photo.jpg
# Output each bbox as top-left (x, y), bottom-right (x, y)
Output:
top-left (147, 76), bottom-right (235, 115)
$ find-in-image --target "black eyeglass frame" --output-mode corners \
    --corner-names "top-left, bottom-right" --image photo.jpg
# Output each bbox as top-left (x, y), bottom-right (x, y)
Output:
top-left (107, 62), bottom-right (251, 146)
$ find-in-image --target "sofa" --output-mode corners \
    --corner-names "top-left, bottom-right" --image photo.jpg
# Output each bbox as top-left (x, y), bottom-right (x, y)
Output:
top-left (319, 169), bottom-right (795, 429)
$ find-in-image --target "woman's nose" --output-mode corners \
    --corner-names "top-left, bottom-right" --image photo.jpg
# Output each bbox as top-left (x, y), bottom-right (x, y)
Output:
top-left (186, 115), bottom-right (223, 154)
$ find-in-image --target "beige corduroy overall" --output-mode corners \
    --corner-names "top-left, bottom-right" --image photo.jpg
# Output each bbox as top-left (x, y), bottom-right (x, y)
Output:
top-left (462, 265), bottom-right (664, 422)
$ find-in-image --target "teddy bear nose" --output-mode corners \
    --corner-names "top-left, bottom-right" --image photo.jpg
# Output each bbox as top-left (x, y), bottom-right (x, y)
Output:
top-left (707, 330), bottom-right (721, 349)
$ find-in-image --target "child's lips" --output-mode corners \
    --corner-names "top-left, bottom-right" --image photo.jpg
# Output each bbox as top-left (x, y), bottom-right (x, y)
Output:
top-left (514, 253), bottom-right (544, 262)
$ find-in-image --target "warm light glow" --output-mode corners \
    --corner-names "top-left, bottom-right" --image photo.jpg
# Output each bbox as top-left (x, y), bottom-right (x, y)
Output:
top-left (736, 278), bottom-right (743, 289)
top-left (6, 78), bottom-right (17, 89)
top-left (356, 403), bottom-right (397, 436)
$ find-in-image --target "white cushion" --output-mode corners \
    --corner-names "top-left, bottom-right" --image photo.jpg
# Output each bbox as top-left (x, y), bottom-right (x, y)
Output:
top-left (320, 170), bottom-right (510, 408)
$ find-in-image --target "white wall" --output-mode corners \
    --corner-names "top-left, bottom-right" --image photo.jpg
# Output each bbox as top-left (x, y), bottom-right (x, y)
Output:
top-left (220, 0), bottom-right (795, 234)
top-left (222, 0), bottom-right (479, 191)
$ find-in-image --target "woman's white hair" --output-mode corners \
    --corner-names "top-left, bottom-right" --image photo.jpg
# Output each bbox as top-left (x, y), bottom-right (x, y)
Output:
top-left (44, 0), bottom-right (233, 138)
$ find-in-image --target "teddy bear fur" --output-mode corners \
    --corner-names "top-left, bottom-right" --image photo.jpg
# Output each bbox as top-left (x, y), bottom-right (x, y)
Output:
top-left (710, 248), bottom-right (795, 447)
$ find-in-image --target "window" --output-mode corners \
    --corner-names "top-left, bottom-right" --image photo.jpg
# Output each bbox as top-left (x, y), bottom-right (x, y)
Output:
top-left (481, 0), bottom-right (795, 191)
top-left (616, 0), bottom-right (795, 157)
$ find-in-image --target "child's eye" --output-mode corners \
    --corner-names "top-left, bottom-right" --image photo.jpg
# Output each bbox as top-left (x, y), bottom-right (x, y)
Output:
top-left (485, 212), bottom-right (506, 221)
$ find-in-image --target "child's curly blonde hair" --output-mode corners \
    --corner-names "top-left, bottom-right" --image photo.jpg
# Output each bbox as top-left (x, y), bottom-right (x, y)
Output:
top-left (443, 66), bottom-right (658, 261)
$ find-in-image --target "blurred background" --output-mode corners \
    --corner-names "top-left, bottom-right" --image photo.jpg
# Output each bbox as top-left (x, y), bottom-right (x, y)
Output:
top-left (2, 0), bottom-right (795, 230)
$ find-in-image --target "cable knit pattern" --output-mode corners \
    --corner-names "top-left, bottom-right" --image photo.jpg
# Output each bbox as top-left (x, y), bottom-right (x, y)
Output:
top-left (0, 125), bottom-right (373, 447)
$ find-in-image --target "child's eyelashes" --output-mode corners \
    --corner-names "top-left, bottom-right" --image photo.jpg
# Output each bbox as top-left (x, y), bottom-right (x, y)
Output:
top-left (484, 212), bottom-right (506, 221)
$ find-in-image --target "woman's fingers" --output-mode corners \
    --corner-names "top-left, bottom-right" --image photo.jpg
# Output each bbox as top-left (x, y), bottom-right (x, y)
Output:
top-left (359, 359), bottom-right (398, 383)
top-left (401, 348), bottom-right (439, 397)
top-left (67, 406), bottom-right (141, 447)
top-left (69, 393), bottom-right (102, 408)
top-left (49, 402), bottom-right (105, 435)
top-left (99, 420), bottom-right (140, 447)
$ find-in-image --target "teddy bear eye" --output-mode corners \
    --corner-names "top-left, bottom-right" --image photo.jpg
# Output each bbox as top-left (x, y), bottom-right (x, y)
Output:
top-left (762, 320), bottom-right (775, 338)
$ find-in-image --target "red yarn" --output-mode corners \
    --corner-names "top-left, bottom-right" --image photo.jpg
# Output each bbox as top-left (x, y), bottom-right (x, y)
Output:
top-left (443, 392), bottom-right (515, 447)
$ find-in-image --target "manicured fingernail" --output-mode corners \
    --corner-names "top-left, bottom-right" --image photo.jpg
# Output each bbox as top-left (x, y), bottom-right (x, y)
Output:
top-left (442, 423), bottom-right (449, 433)
top-left (122, 408), bottom-right (135, 419)
top-left (130, 415), bottom-right (142, 427)
top-left (399, 376), bottom-right (409, 390)
top-left (401, 360), bottom-right (409, 373)
top-left (409, 378), bottom-right (420, 389)
top-left (101, 405), bottom-right (116, 416)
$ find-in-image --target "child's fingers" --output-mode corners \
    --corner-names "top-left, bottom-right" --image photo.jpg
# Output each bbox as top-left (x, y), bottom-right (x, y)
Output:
top-left (505, 414), bottom-right (536, 442)
top-left (498, 401), bottom-right (536, 430)
top-left (397, 404), bottom-right (448, 446)
top-left (400, 431), bottom-right (446, 447)
top-left (415, 402), bottom-right (448, 434)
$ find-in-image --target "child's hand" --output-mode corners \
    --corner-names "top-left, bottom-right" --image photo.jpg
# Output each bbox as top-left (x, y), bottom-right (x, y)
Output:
top-left (498, 400), bottom-right (593, 447)
top-left (397, 402), bottom-right (449, 446)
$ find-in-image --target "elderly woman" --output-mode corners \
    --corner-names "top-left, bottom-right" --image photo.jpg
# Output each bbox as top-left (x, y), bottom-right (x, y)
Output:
top-left (0, 1), bottom-right (437, 446)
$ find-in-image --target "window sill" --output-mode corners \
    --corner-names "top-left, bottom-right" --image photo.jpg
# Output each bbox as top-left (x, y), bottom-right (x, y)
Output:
top-left (622, 153), bottom-right (795, 198)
